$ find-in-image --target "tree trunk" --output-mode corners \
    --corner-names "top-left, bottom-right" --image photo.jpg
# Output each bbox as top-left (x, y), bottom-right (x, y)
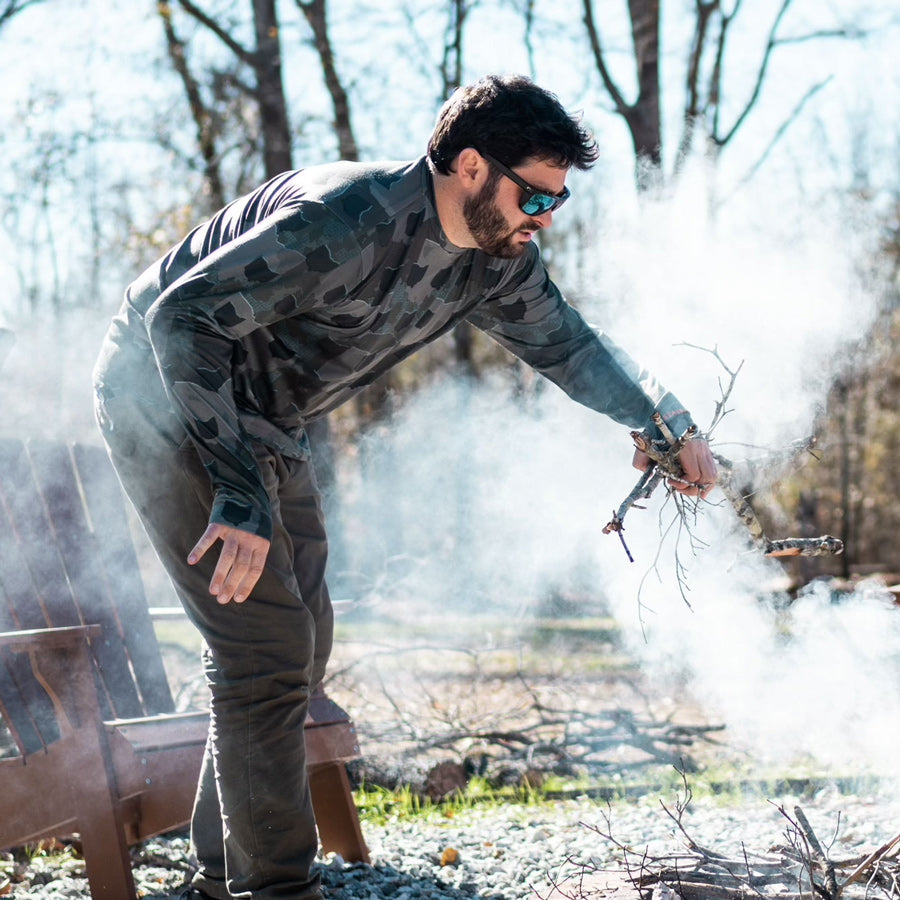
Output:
top-left (625, 0), bottom-right (662, 169)
top-left (252, 0), bottom-right (293, 177)
top-left (296, 0), bottom-right (358, 161)
top-left (583, 0), bottom-right (662, 191)
top-left (158, 1), bottom-right (226, 210)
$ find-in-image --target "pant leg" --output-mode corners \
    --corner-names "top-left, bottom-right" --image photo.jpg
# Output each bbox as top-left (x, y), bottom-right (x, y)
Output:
top-left (95, 381), bottom-right (330, 900)
top-left (189, 453), bottom-right (334, 900)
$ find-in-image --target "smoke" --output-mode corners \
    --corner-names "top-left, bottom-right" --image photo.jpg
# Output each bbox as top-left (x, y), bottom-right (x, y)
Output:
top-left (336, 158), bottom-right (900, 778)
top-left (2, 152), bottom-right (895, 781)
top-left (630, 567), bottom-right (900, 776)
top-left (0, 308), bottom-right (111, 444)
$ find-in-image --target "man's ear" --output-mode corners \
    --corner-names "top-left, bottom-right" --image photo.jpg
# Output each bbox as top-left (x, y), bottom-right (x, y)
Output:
top-left (455, 147), bottom-right (487, 190)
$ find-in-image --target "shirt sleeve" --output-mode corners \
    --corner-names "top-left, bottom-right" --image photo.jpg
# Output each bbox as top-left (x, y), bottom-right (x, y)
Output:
top-left (466, 247), bottom-right (696, 439)
top-left (144, 202), bottom-right (363, 540)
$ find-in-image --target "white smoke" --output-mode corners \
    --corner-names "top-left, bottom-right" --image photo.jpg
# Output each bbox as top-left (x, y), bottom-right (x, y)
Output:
top-left (336, 156), bottom-right (900, 778)
top-left (0, 308), bottom-right (110, 443)
top-left (632, 570), bottom-right (900, 775)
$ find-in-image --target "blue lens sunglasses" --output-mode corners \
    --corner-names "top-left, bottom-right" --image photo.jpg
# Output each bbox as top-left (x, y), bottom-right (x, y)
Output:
top-left (480, 152), bottom-right (571, 216)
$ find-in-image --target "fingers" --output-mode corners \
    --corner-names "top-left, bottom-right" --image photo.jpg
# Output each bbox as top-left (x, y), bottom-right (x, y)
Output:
top-left (632, 448), bottom-right (651, 472)
top-left (187, 524), bottom-right (271, 604)
top-left (667, 478), bottom-right (712, 498)
top-left (672, 440), bottom-right (718, 500)
top-left (188, 523), bottom-right (223, 566)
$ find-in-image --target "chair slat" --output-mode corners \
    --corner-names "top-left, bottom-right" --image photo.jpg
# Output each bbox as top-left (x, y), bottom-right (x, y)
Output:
top-left (0, 442), bottom-right (64, 751)
top-left (25, 441), bottom-right (145, 720)
top-left (0, 440), bottom-right (76, 630)
top-left (71, 443), bottom-right (176, 715)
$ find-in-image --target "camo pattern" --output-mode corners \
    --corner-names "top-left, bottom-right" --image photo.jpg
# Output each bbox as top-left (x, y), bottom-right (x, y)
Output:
top-left (96, 157), bottom-right (693, 540)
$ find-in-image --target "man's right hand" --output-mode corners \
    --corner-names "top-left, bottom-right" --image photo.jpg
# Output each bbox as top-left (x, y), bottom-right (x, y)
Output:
top-left (188, 524), bottom-right (271, 604)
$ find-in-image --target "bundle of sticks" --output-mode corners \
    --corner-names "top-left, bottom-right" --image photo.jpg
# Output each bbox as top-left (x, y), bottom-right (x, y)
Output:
top-left (603, 413), bottom-right (843, 563)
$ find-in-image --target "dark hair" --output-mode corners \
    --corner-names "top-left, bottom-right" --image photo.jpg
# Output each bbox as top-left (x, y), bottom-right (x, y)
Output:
top-left (427, 74), bottom-right (599, 175)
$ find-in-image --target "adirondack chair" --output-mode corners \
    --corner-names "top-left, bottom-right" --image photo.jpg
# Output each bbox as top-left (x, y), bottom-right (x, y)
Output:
top-left (0, 438), bottom-right (368, 900)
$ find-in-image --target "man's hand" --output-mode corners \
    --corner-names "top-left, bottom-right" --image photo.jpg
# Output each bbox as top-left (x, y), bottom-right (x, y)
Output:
top-left (632, 438), bottom-right (718, 500)
top-left (188, 524), bottom-right (271, 604)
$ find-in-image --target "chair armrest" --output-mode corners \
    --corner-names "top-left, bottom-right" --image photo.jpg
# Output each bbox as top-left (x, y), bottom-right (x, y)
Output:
top-left (0, 625), bottom-right (102, 653)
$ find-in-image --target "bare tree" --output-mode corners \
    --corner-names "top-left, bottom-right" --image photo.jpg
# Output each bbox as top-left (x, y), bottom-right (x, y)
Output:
top-left (173, 0), bottom-right (292, 179)
top-left (157, 1), bottom-right (227, 210)
top-left (294, 0), bottom-right (358, 161)
top-left (582, 0), bottom-right (865, 192)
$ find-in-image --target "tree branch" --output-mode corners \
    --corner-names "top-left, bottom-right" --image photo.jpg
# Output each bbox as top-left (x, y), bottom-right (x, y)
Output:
top-left (715, 0), bottom-right (792, 148)
top-left (674, 0), bottom-right (717, 173)
top-left (0, 0), bottom-right (43, 29)
top-left (582, 0), bottom-right (629, 116)
top-left (295, 0), bottom-right (359, 160)
top-left (175, 0), bottom-right (255, 66)
top-left (722, 76), bottom-right (833, 202)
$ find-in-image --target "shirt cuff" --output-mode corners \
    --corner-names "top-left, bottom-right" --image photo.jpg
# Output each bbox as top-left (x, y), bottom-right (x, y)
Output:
top-left (651, 394), bottom-right (696, 442)
top-left (210, 492), bottom-right (274, 541)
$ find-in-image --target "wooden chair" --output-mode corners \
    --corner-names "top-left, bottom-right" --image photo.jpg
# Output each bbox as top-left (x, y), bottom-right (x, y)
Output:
top-left (0, 438), bottom-right (368, 900)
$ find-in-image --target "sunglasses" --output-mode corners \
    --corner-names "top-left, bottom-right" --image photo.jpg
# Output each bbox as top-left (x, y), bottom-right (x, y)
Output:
top-left (481, 152), bottom-right (571, 216)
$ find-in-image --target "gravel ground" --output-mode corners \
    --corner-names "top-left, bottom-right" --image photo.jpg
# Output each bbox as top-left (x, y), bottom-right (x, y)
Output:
top-left (6, 783), bottom-right (900, 899)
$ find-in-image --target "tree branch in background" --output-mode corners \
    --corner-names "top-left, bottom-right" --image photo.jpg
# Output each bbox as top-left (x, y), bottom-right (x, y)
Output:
top-left (673, 0), bottom-right (717, 175)
top-left (0, 0), bottom-right (42, 29)
top-left (157, 1), bottom-right (226, 210)
top-left (711, 0), bottom-right (785, 145)
top-left (581, 0), bottom-right (630, 117)
top-left (295, 0), bottom-right (359, 161)
top-left (708, 0), bottom-right (749, 148)
top-left (723, 75), bottom-right (833, 203)
top-left (712, 0), bottom-right (870, 158)
top-left (173, 0), bottom-right (292, 178)
top-left (174, 0), bottom-right (255, 65)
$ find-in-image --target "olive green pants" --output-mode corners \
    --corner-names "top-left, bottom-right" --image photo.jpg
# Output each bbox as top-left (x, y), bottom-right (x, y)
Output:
top-left (94, 354), bottom-right (332, 900)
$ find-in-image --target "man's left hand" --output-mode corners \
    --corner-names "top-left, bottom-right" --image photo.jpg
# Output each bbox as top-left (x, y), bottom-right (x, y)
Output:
top-left (632, 438), bottom-right (718, 499)
top-left (671, 439), bottom-right (718, 498)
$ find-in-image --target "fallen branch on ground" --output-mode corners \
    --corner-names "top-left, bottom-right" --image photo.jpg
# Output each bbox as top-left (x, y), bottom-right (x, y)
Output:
top-left (570, 771), bottom-right (900, 899)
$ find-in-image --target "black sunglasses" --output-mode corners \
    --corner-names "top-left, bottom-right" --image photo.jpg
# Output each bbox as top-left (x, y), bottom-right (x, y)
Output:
top-left (480, 152), bottom-right (571, 216)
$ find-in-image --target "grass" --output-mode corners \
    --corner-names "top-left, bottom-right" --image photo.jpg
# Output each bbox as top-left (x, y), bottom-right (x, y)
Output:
top-left (354, 775), bottom-right (553, 826)
top-left (352, 760), bottom-right (892, 830)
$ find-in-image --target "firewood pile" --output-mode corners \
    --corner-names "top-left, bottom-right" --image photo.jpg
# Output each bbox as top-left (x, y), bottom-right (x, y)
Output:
top-left (572, 777), bottom-right (900, 900)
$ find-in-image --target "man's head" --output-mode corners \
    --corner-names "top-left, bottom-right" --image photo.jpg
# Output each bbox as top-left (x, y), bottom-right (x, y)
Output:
top-left (427, 75), bottom-right (599, 175)
top-left (428, 75), bottom-right (598, 258)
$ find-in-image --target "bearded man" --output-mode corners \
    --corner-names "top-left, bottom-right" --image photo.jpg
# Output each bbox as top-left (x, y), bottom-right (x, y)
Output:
top-left (93, 74), bottom-right (716, 900)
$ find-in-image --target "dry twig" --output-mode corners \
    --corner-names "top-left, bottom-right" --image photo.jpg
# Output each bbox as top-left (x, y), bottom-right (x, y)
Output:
top-left (575, 775), bottom-right (900, 900)
top-left (603, 346), bottom-right (843, 565)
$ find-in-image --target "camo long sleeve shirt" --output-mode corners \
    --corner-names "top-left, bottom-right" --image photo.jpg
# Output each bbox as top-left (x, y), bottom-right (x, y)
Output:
top-left (101, 157), bottom-right (694, 541)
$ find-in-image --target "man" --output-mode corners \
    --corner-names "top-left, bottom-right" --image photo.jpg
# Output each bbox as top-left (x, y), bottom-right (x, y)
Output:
top-left (93, 74), bottom-right (716, 900)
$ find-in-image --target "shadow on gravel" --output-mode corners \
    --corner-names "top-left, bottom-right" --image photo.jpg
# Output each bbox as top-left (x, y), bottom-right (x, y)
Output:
top-left (319, 860), bottom-right (510, 900)
top-left (135, 860), bottom-right (511, 900)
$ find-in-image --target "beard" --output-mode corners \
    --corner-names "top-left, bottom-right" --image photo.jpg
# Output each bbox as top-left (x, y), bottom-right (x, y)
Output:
top-left (463, 177), bottom-right (541, 258)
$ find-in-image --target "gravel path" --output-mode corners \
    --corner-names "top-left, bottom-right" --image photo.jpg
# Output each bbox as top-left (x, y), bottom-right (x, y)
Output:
top-left (7, 784), bottom-right (900, 899)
